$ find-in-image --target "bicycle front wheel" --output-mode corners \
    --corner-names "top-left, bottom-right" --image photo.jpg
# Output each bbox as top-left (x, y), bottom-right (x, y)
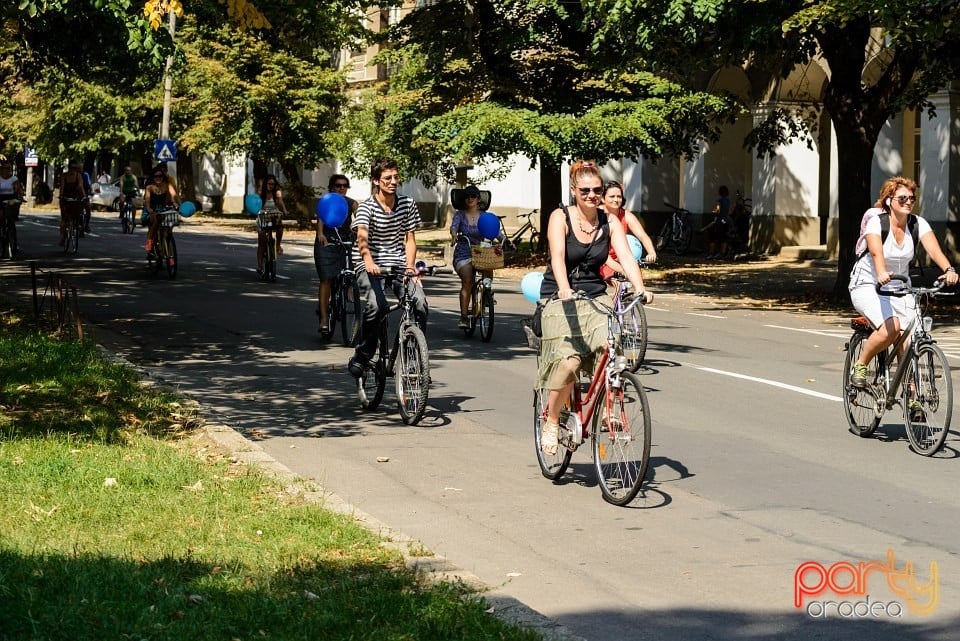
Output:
top-left (464, 283), bottom-right (478, 337)
top-left (358, 349), bottom-right (386, 412)
top-left (842, 332), bottom-right (882, 437)
top-left (619, 303), bottom-right (648, 371)
top-left (479, 284), bottom-right (495, 342)
top-left (528, 231), bottom-right (540, 253)
top-left (65, 223), bottom-right (79, 255)
top-left (593, 372), bottom-right (651, 506)
top-left (675, 222), bottom-right (692, 255)
top-left (396, 325), bottom-right (430, 425)
top-left (164, 234), bottom-right (178, 279)
top-left (265, 234), bottom-right (277, 282)
top-left (656, 220), bottom-right (672, 251)
top-left (340, 275), bottom-right (362, 347)
top-left (903, 343), bottom-right (952, 456)
top-left (534, 387), bottom-right (573, 480)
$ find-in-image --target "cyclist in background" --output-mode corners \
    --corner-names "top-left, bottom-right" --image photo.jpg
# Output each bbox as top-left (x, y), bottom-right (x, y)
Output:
top-left (449, 183), bottom-right (503, 329)
top-left (848, 176), bottom-right (957, 388)
top-left (0, 161), bottom-right (24, 254)
top-left (599, 180), bottom-right (656, 281)
top-left (346, 157), bottom-right (427, 378)
top-left (316, 173), bottom-right (357, 337)
top-left (118, 166), bottom-right (138, 220)
top-left (256, 174), bottom-right (288, 275)
top-left (80, 167), bottom-right (93, 233)
top-left (143, 168), bottom-right (179, 254)
top-left (58, 161), bottom-right (86, 246)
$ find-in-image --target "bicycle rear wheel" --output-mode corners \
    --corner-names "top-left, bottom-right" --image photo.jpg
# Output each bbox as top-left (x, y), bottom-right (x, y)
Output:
top-left (903, 343), bottom-right (952, 456)
top-left (396, 325), bottom-right (430, 425)
top-left (340, 275), bottom-right (362, 347)
top-left (675, 222), bottom-right (692, 255)
top-left (528, 231), bottom-right (540, 253)
top-left (534, 387), bottom-right (573, 480)
top-left (656, 220), bottom-right (672, 251)
top-left (164, 234), bottom-right (178, 279)
top-left (593, 372), bottom-right (651, 506)
top-left (479, 283), bottom-right (494, 342)
top-left (619, 303), bottom-right (648, 371)
top-left (842, 332), bottom-right (882, 437)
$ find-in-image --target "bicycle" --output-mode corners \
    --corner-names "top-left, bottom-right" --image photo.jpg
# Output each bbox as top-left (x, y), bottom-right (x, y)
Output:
top-left (356, 266), bottom-right (435, 425)
top-left (256, 208), bottom-right (283, 282)
top-left (148, 208), bottom-right (180, 279)
top-left (59, 196), bottom-right (86, 255)
top-left (609, 271), bottom-right (648, 371)
top-left (0, 197), bottom-right (22, 259)
top-left (842, 274), bottom-right (954, 455)
top-left (533, 294), bottom-right (653, 506)
top-left (325, 230), bottom-right (361, 347)
top-left (657, 201), bottom-right (692, 256)
top-left (455, 235), bottom-right (496, 341)
top-left (120, 195), bottom-right (136, 234)
top-left (499, 209), bottom-right (540, 253)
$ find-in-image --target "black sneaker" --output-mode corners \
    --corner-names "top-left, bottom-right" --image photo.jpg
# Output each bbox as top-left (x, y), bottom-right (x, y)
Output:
top-left (348, 355), bottom-right (368, 379)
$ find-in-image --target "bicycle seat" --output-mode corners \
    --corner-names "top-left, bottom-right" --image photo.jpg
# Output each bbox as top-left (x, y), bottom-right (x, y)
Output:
top-left (850, 316), bottom-right (872, 331)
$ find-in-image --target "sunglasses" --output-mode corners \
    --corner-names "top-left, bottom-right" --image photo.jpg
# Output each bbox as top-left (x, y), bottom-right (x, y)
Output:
top-left (577, 187), bottom-right (604, 197)
top-left (465, 194), bottom-right (479, 199)
top-left (895, 195), bottom-right (916, 205)
top-left (153, 174), bottom-right (163, 179)
top-left (334, 183), bottom-right (349, 188)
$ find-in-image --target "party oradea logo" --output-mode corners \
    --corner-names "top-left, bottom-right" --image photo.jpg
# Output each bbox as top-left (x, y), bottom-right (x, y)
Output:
top-left (794, 549), bottom-right (938, 618)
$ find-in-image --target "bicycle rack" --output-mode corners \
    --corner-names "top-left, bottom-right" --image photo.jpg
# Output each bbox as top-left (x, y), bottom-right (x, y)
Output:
top-left (30, 261), bottom-right (84, 340)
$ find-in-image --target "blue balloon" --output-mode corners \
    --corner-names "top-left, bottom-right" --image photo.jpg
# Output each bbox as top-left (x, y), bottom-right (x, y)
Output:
top-left (244, 194), bottom-right (262, 216)
top-left (627, 235), bottom-right (643, 260)
top-left (179, 201), bottom-right (197, 217)
top-left (477, 211), bottom-right (500, 240)
top-left (521, 271), bottom-right (545, 304)
top-left (317, 192), bottom-right (349, 228)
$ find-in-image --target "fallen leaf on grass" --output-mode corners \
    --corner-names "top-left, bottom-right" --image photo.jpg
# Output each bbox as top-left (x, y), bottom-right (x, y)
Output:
top-left (104, 477), bottom-right (118, 487)
top-left (182, 480), bottom-right (203, 492)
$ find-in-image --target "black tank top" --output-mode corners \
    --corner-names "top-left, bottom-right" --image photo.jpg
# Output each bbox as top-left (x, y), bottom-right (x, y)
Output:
top-left (540, 205), bottom-right (609, 299)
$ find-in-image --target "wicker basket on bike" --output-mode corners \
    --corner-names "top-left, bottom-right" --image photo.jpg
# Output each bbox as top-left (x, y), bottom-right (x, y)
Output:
top-left (470, 244), bottom-right (504, 270)
top-left (256, 209), bottom-right (282, 231)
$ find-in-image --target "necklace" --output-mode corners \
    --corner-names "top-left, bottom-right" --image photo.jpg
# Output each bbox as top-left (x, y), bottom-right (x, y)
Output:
top-left (578, 213), bottom-right (599, 234)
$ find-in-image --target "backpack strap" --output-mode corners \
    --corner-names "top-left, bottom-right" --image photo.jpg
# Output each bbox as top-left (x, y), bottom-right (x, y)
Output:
top-left (857, 212), bottom-right (918, 260)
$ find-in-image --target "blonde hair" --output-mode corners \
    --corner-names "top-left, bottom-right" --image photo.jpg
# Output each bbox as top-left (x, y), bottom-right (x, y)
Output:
top-left (569, 160), bottom-right (601, 187)
top-left (875, 176), bottom-right (917, 210)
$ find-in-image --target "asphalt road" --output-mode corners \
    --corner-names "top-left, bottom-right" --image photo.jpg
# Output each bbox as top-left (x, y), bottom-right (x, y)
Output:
top-left (3, 210), bottom-right (960, 640)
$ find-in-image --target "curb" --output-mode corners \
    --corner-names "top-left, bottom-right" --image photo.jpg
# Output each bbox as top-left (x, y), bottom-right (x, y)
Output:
top-left (92, 345), bottom-right (585, 641)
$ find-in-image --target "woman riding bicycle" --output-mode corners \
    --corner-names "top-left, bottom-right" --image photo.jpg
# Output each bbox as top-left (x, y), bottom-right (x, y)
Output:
top-left (449, 184), bottom-right (504, 329)
top-left (58, 161), bottom-right (86, 246)
top-left (599, 180), bottom-right (657, 281)
top-left (537, 161), bottom-right (653, 455)
top-left (848, 176), bottom-right (957, 389)
top-left (256, 174), bottom-right (288, 275)
top-left (144, 168), bottom-right (179, 254)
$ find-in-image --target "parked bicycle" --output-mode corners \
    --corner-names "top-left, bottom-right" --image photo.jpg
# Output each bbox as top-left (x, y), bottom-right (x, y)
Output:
top-left (455, 235), bottom-right (498, 341)
top-left (256, 208), bottom-right (283, 282)
top-left (533, 294), bottom-right (653, 506)
top-left (0, 197), bottom-right (22, 259)
top-left (356, 265), bottom-right (439, 425)
top-left (325, 229), bottom-right (361, 347)
top-left (610, 271), bottom-right (648, 371)
top-left (148, 208), bottom-right (180, 279)
top-left (842, 275), bottom-right (954, 455)
top-left (657, 201), bottom-right (692, 256)
top-left (59, 196), bottom-right (86, 255)
top-left (499, 209), bottom-right (540, 253)
top-left (119, 196), bottom-right (136, 234)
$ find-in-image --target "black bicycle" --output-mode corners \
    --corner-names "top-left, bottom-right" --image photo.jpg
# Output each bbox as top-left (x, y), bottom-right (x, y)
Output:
top-left (356, 266), bottom-right (434, 425)
top-left (148, 208), bottom-right (179, 279)
top-left (0, 197), bottom-right (22, 259)
top-left (456, 235), bottom-right (496, 341)
top-left (657, 200), bottom-right (692, 256)
top-left (256, 208), bottom-right (283, 282)
top-left (326, 230), bottom-right (361, 347)
top-left (59, 196), bottom-right (86, 255)
top-left (120, 196), bottom-right (136, 234)
top-left (499, 208), bottom-right (540, 253)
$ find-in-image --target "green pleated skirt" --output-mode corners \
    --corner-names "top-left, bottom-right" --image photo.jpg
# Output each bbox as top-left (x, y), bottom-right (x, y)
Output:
top-left (536, 295), bottom-right (612, 390)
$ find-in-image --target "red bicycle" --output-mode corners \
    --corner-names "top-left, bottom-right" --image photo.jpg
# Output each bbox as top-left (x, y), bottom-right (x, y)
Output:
top-left (533, 294), bottom-right (653, 506)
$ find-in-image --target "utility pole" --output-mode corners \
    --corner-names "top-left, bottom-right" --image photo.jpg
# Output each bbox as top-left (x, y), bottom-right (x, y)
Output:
top-left (160, 8), bottom-right (177, 182)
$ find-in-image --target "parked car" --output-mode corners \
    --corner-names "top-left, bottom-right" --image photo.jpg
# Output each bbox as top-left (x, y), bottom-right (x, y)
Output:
top-left (89, 180), bottom-right (144, 211)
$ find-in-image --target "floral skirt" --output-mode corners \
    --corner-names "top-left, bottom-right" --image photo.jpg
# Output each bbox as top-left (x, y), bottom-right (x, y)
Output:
top-left (536, 295), bottom-right (612, 390)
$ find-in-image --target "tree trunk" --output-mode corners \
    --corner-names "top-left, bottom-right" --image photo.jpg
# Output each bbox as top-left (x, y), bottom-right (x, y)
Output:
top-left (831, 130), bottom-right (874, 297)
top-left (538, 159), bottom-right (561, 252)
top-left (176, 153), bottom-right (196, 204)
top-left (281, 161), bottom-right (312, 230)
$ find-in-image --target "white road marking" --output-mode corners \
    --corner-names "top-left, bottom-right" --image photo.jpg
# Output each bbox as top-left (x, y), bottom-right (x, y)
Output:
top-left (687, 312), bottom-right (726, 319)
top-left (765, 324), bottom-right (849, 338)
top-left (692, 365), bottom-right (843, 402)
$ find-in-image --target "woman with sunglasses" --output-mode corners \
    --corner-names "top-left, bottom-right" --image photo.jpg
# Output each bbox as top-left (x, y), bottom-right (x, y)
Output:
top-left (316, 174), bottom-right (356, 336)
top-left (848, 176), bottom-right (958, 389)
top-left (449, 183), bottom-right (503, 329)
top-left (256, 174), bottom-right (288, 275)
top-left (536, 161), bottom-right (653, 455)
top-left (144, 169), bottom-right (179, 254)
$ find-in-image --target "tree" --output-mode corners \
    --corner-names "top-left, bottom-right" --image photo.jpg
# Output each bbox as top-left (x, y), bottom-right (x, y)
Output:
top-left (329, 0), bottom-right (738, 234)
top-left (586, 0), bottom-right (960, 295)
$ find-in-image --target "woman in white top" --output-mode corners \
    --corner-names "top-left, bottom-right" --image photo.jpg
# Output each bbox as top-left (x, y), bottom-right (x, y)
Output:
top-left (848, 176), bottom-right (958, 388)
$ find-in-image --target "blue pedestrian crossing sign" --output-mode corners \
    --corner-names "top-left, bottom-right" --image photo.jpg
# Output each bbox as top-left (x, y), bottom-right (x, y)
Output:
top-left (154, 139), bottom-right (177, 162)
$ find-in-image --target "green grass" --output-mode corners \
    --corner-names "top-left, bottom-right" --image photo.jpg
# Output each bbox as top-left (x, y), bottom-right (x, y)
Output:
top-left (0, 310), bottom-right (541, 641)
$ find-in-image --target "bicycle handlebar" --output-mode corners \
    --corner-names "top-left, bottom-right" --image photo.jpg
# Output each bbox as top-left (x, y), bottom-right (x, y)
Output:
top-left (876, 274), bottom-right (950, 297)
top-left (550, 291), bottom-right (644, 316)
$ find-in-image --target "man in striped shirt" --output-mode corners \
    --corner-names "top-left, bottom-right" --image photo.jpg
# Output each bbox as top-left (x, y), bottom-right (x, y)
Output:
top-left (347, 157), bottom-right (428, 378)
